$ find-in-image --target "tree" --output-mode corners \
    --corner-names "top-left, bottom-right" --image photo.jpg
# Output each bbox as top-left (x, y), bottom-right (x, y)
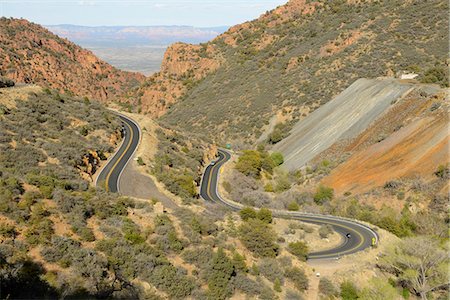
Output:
top-left (239, 219), bottom-right (279, 257)
top-left (340, 280), bottom-right (359, 300)
top-left (208, 248), bottom-right (235, 300)
top-left (360, 278), bottom-right (399, 300)
top-left (379, 236), bottom-right (449, 299)
top-left (287, 241), bottom-right (308, 261)
top-left (235, 150), bottom-right (262, 178)
top-left (231, 252), bottom-right (248, 273)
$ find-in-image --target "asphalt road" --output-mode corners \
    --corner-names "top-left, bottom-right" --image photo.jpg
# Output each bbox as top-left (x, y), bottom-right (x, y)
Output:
top-left (200, 149), bottom-right (379, 260)
top-left (95, 114), bottom-right (140, 193)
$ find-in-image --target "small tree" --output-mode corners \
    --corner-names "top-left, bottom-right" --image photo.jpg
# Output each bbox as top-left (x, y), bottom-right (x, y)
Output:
top-left (379, 236), bottom-right (448, 299)
top-left (208, 248), bottom-right (235, 300)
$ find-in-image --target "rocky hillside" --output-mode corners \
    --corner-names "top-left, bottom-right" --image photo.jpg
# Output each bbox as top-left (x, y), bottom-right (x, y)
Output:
top-left (0, 18), bottom-right (144, 102)
top-left (138, 0), bottom-right (448, 144)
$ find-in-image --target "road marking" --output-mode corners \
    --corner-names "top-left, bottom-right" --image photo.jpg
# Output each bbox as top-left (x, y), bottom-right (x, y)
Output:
top-left (104, 120), bottom-right (133, 192)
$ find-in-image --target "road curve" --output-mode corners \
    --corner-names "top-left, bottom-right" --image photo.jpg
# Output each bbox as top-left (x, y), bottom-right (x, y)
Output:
top-left (200, 149), bottom-right (379, 260)
top-left (95, 114), bottom-right (140, 193)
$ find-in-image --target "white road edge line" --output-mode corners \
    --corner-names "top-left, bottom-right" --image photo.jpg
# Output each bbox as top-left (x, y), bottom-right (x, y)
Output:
top-left (115, 113), bottom-right (142, 194)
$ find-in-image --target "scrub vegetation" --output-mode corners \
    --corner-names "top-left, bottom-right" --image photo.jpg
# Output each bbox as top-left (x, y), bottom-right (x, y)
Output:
top-left (161, 0), bottom-right (448, 145)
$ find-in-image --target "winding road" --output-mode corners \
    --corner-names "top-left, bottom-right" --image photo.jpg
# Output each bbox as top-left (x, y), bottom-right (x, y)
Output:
top-left (98, 114), bottom-right (378, 260)
top-left (95, 114), bottom-right (140, 193)
top-left (200, 149), bottom-right (379, 260)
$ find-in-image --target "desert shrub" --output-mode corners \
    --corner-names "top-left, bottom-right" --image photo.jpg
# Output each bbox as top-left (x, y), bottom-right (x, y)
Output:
top-left (434, 164), bottom-right (449, 179)
top-left (285, 267), bottom-right (308, 291)
top-left (181, 246), bottom-right (214, 269)
top-left (256, 207), bottom-right (273, 223)
top-left (287, 241), bottom-right (308, 261)
top-left (0, 223), bottom-right (17, 239)
top-left (420, 66), bottom-right (449, 87)
top-left (238, 219), bottom-right (279, 257)
top-left (319, 277), bottom-right (337, 296)
top-left (0, 77), bottom-right (15, 88)
top-left (318, 224), bottom-right (333, 238)
top-left (259, 258), bottom-right (284, 283)
top-left (270, 152), bottom-right (284, 166)
top-left (313, 185), bottom-right (334, 204)
top-left (340, 281), bottom-right (359, 300)
top-left (287, 201), bottom-right (299, 211)
top-left (230, 273), bottom-right (266, 296)
top-left (240, 207), bottom-right (257, 221)
top-left (274, 174), bottom-right (291, 192)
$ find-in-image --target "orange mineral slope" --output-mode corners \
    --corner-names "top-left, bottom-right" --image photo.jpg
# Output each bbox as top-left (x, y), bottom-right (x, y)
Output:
top-left (322, 115), bottom-right (449, 195)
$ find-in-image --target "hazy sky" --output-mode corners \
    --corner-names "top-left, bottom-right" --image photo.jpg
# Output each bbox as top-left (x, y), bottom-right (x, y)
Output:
top-left (0, 0), bottom-right (288, 27)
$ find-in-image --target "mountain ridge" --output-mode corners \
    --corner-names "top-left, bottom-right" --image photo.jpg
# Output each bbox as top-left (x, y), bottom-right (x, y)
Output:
top-left (0, 18), bottom-right (145, 103)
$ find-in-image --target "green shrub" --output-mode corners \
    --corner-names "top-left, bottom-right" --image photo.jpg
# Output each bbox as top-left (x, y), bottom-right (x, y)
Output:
top-left (240, 207), bottom-right (257, 221)
top-left (239, 219), bottom-right (279, 257)
top-left (340, 280), bottom-right (359, 300)
top-left (256, 207), bottom-right (273, 224)
top-left (270, 152), bottom-right (284, 166)
top-left (287, 201), bottom-right (299, 211)
top-left (313, 185), bottom-right (334, 204)
top-left (137, 157), bottom-right (145, 166)
top-left (287, 241), bottom-right (308, 261)
top-left (284, 267), bottom-right (308, 291)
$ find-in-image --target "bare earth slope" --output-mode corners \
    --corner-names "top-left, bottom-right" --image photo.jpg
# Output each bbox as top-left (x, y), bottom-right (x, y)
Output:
top-left (273, 78), bottom-right (413, 170)
top-left (322, 89), bottom-right (449, 195)
top-left (0, 18), bottom-right (144, 102)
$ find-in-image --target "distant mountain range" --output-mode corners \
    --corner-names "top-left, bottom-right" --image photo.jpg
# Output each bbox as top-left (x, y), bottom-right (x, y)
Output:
top-left (45, 24), bottom-right (229, 47)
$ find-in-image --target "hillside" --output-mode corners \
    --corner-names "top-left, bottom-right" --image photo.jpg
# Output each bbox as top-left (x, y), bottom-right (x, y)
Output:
top-left (0, 85), bottom-right (342, 300)
top-left (273, 78), bottom-right (415, 170)
top-left (0, 18), bottom-right (144, 102)
top-left (321, 86), bottom-right (449, 195)
top-left (136, 0), bottom-right (449, 144)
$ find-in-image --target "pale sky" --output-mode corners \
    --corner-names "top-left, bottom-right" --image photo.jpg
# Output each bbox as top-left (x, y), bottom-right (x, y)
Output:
top-left (0, 0), bottom-right (288, 27)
